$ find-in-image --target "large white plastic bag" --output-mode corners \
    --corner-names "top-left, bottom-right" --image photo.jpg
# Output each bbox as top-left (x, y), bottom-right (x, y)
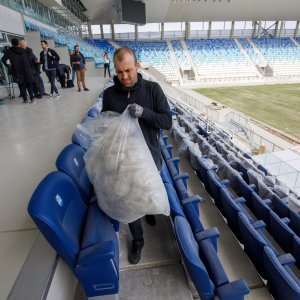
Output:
top-left (74, 111), bottom-right (120, 150)
top-left (84, 107), bottom-right (170, 224)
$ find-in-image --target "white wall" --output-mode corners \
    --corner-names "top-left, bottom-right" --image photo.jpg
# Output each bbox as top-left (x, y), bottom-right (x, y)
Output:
top-left (0, 5), bottom-right (25, 36)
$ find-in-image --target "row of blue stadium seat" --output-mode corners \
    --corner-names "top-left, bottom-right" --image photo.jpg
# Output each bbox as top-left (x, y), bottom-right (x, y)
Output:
top-left (160, 134), bottom-right (249, 299)
top-left (24, 20), bottom-right (109, 68)
top-left (169, 100), bottom-right (300, 299)
top-left (27, 83), bottom-right (119, 298)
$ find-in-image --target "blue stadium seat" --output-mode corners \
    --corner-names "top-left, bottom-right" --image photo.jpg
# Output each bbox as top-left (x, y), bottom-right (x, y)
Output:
top-left (174, 216), bottom-right (249, 300)
top-left (269, 211), bottom-right (295, 254)
top-left (207, 170), bottom-right (230, 214)
top-left (220, 188), bottom-right (254, 242)
top-left (263, 246), bottom-right (300, 300)
top-left (251, 192), bottom-right (272, 228)
top-left (28, 172), bottom-right (119, 298)
top-left (56, 144), bottom-right (93, 203)
top-left (87, 107), bottom-right (100, 118)
top-left (238, 212), bottom-right (280, 278)
top-left (236, 176), bottom-right (256, 209)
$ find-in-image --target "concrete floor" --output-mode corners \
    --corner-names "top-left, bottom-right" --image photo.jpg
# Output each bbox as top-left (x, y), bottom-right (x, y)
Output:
top-left (0, 76), bottom-right (103, 300)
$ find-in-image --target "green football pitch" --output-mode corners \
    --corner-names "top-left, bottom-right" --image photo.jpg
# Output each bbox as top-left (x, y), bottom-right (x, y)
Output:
top-left (194, 84), bottom-right (300, 140)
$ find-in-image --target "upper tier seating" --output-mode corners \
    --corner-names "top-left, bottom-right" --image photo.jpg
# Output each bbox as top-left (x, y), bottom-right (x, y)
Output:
top-left (171, 40), bottom-right (191, 69)
top-left (116, 40), bottom-right (178, 83)
top-left (252, 38), bottom-right (300, 77)
top-left (238, 38), bottom-right (265, 66)
top-left (185, 39), bottom-right (258, 80)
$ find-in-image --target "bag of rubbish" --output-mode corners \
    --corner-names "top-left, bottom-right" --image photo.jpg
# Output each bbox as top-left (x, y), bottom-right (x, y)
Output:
top-left (74, 111), bottom-right (120, 150)
top-left (84, 107), bottom-right (170, 224)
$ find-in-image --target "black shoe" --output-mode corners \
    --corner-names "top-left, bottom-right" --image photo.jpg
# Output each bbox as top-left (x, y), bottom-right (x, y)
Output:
top-left (145, 215), bottom-right (156, 226)
top-left (78, 88), bottom-right (81, 92)
top-left (37, 95), bottom-right (43, 99)
top-left (84, 88), bottom-right (89, 91)
top-left (128, 240), bottom-right (144, 264)
top-left (22, 99), bottom-right (28, 103)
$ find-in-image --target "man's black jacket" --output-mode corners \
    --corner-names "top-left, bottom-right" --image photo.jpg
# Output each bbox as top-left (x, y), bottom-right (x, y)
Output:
top-left (39, 48), bottom-right (60, 71)
top-left (102, 73), bottom-right (172, 169)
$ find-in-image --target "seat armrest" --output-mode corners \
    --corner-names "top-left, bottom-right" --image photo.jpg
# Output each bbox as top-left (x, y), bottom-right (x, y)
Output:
top-left (235, 197), bottom-right (246, 204)
top-left (173, 173), bottom-right (189, 188)
top-left (216, 279), bottom-right (249, 299)
top-left (77, 241), bottom-right (115, 267)
top-left (161, 135), bottom-right (168, 144)
top-left (252, 220), bottom-right (266, 230)
top-left (249, 184), bottom-right (256, 192)
top-left (221, 179), bottom-right (230, 188)
top-left (182, 195), bottom-right (202, 206)
top-left (277, 253), bottom-right (295, 267)
top-left (281, 217), bottom-right (290, 225)
top-left (195, 227), bottom-right (220, 242)
top-left (263, 199), bottom-right (272, 206)
top-left (195, 227), bottom-right (220, 251)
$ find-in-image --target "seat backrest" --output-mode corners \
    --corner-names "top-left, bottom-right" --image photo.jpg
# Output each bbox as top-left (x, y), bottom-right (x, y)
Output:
top-left (290, 210), bottom-right (300, 237)
top-left (220, 188), bottom-right (243, 239)
top-left (28, 171), bottom-right (87, 268)
top-left (269, 211), bottom-right (294, 254)
top-left (252, 192), bottom-right (271, 228)
top-left (174, 216), bottom-right (215, 299)
top-left (272, 194), bottom-right (290, 219)
top-left (160, 160), bottom-right (173, 184)
top-left (56, 144), bottom-right (93, 203)
top-left (238, 212), bottom-right (268, 277)
top-left (164, 183), bottom-right (185, 219)
top-left (263, 246), bottom-right (300, 300)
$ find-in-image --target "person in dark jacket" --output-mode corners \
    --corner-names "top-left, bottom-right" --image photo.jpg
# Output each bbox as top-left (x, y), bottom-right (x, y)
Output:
top-left (71, 45), bottom-right (89, 92)
top-left (69, 49), bottom-right (76, 83)
top-left (39, 40), bottom-right (60, 97)
top-left (19, 40), bottom-right (44, 99)
top-left (102, 47), bottom-right (172, 265)
top-left (57, 64), bottom-right (71, 88)
top-left (1, 38), bottom-right (35, 103)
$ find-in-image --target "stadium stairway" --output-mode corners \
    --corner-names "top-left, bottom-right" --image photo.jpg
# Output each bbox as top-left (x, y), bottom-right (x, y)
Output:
top-left (234, 38), bottom-right (262, 78)
top-left (166, 41), bottom-right (184, 85)
top-left (180, 40), bottom-right (200, 81)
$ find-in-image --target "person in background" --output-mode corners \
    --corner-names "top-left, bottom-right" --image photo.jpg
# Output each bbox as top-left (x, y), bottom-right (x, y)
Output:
top-left (101, 51), bottom-right (111, 77)
top-left (102, 47), bottom-right (172, 264)
top-left (1, 38), bottom-right (35, 103)
top-left (69, 49), bottom-right (76, 83)
top-left (57, 63), bottom-right (71, 88)
top-left (19, 40), bottom-right (44, 99)
top-left (71, 45), bottom-right (89, 92)
top-left (39, 40), bottom-right (60, 98)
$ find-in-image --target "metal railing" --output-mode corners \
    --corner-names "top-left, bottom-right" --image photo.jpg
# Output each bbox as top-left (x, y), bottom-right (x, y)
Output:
top-left (224, 111), bottom-right (284, 152)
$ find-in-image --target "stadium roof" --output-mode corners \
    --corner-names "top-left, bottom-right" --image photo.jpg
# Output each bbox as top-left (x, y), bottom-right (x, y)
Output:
top-left (82, 0), bottom-right (300, 25)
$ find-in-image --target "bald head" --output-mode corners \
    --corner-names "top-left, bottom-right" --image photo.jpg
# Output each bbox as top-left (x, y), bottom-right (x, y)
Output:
top-left (113, 47), bottom-right (137, 64)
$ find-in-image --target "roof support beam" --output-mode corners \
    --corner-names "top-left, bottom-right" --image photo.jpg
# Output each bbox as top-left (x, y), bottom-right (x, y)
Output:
top-left (294, 21), bottom-right (300, 38)
top-left (230, 21), bottom-right (235, 38)
top-left (208, 21), bottom-right (212, 39)
top-left (161, 22), bottom-right (164, 40)
top-left (185, 22), bottom-right (190, 40)
top-left (111, 22), bottom-right (115, 40)
top-left (135, 25), bottom-right (138, 41)
top-left (100, 24), bottom-right (104, 39)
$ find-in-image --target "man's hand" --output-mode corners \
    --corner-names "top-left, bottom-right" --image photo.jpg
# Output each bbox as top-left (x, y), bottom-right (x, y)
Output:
top-left (128, 104), bottom-right (143, 118)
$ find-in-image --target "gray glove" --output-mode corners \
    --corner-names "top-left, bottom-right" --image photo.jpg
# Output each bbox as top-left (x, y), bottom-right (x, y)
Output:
top-left (128, 103), bottom-right (143, 118)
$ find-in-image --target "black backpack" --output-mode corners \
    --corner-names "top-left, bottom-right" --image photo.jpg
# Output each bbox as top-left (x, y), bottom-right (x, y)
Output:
top-left (67, 79), bottom-right (74, 88)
